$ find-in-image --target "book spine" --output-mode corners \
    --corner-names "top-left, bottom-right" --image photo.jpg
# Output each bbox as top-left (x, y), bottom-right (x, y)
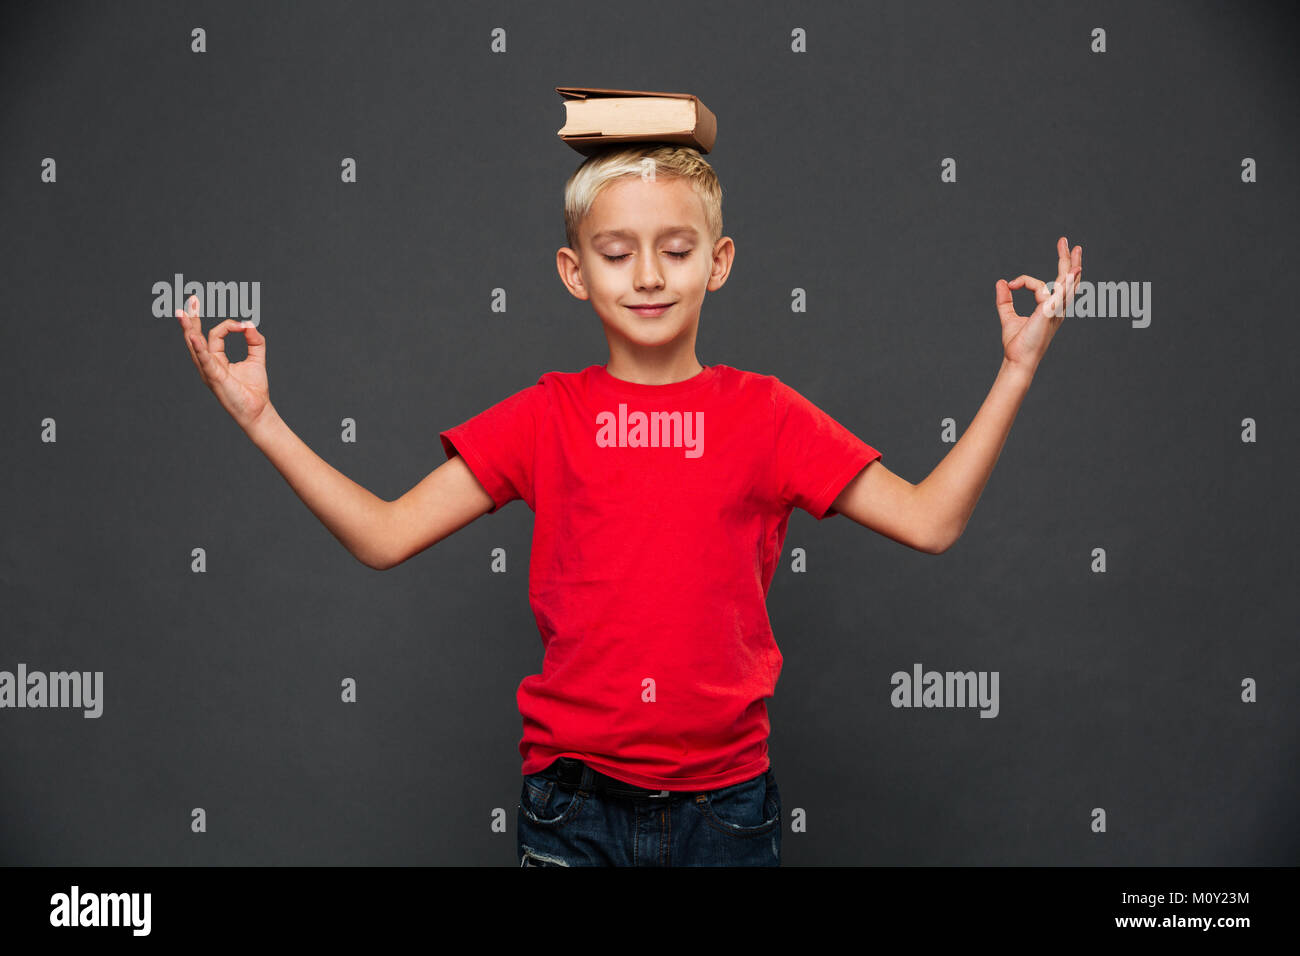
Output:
top-left (692, 97), bottom-right (717, 153)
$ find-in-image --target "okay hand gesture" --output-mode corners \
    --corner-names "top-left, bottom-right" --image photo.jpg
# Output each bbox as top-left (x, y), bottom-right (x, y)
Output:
top-left (176, 295), bottom-right (271, 432)
top-left (996, 236), bottom-right (1082, 374)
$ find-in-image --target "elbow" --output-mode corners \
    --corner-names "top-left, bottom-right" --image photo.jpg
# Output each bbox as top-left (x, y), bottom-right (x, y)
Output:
top-left (359, 499), bottom-right (403, 570)
top-left (364, 542), bottom-right (414, 571)
top-left (922, 521), bottom-right (963, 555)
top-left (358, 550), bottom-right (391, 571)
top-left (357, 537), bottom-right (401, 571)
top-left (920, 538), bottom-right (948, 556)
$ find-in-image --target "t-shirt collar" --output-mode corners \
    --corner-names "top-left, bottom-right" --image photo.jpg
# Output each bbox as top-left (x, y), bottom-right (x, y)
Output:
top-left (590, 362), bottom-right (721, 398)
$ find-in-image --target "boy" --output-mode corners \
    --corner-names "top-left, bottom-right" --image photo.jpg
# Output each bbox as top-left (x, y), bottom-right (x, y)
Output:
top-left (176, 143), bottom-right (1082, 867)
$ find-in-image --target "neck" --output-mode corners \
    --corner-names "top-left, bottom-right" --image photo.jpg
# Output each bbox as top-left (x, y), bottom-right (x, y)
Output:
top-left (604, 339), bottom-right (704, 386)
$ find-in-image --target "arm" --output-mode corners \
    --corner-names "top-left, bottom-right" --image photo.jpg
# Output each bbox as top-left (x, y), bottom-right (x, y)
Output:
top-left (831, 360), bottom-right (1032, 553)
top-left (383, 453), bottom-right (495, 569)
top-left (246, 409), bottom-right (494, 570)
top-left (831, 358), bottom-right (1033, 554)
top-left (177, 294), bottom-right (493, 571)
top-left (244, 406), bottom-right (396, 569)
top-left (832, 236), bottom-right (1083, 554)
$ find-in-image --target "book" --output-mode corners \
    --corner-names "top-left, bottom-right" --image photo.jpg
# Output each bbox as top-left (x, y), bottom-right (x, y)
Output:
top-left (555, 86), bottom-right (718, 155)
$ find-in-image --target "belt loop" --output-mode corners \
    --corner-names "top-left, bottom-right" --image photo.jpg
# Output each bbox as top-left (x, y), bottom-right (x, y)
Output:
top-left (579, 763), bottom-right (595, 793)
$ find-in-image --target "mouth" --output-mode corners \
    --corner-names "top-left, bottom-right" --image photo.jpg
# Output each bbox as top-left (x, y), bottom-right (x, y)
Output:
top-left (626, 303), bottom-right (673, 317)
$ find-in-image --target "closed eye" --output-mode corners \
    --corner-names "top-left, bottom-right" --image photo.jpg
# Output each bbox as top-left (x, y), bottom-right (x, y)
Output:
top-left (603, 251), bottom-right (693, 263)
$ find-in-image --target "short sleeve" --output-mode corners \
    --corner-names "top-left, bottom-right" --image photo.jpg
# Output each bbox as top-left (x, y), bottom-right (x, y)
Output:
top-left (438, 382), bottom-right (545, 513)
top-left (772, 377), bottom-right (883, 520)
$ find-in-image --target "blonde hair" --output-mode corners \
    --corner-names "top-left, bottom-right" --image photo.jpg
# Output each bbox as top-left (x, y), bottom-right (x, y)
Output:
top-left (563, 143), bottom-right (723, 252)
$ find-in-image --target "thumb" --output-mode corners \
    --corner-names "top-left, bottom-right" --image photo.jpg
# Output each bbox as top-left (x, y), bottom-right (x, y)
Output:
top-left (241, 322), bottom-right (267, 364)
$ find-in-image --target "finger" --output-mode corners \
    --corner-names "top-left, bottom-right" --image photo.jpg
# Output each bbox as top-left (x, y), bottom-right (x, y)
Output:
top-left (177, 309), bottom-right (202, 372)
top-left (1048, 238), bottom-right (1069, 296)
top-left (1033, 276), bottom-right (1064, 321)
top-left (205, 319), bottom-right (248, 376)
top-left (1027, 292), bottom-right (1058, 330)
top-left (184, 295), bottom-right (204, 338)
top-left (995, 279), bottom-right (1020, 323)
top-left (240, 321), bottom-right (267, 366)
top-left (187, 330), bottom-right (219, 381)
top-left (1007, 274), bottom-right (1045, 292)
top-left (1046, 271), bottom-right (1069, 319)
top-left (176, 303), bottom-right (199, 339)
top-left (186, 295), bottom-right (204, 335)
top-left (1011, 273), bottom-right (1052, 305)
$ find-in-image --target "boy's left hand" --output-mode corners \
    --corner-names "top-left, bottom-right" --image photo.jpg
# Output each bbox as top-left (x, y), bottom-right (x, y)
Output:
top-left (996, 236), bottom-right (1082, 375)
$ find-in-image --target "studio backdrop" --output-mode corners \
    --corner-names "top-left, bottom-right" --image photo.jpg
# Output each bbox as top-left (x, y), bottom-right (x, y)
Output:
top-left (1, 0), bottom-right (1295, 865)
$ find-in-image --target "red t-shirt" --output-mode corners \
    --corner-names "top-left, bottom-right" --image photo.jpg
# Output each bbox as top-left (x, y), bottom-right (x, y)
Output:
top-left (438, 363), bottom-right (882, 790)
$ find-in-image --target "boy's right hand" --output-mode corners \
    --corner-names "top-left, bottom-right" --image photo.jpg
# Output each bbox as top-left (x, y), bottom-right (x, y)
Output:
top-left (176, 294), bottom-right (271, 432)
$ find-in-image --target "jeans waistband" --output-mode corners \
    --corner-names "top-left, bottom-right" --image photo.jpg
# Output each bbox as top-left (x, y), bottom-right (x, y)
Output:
top-left (546, 757), bottom-right (677, 799)
top-left (545, 757), bottom-right (774, 800)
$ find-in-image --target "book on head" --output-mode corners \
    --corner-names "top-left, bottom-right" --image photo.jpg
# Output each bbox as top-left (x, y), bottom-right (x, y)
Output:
top-left (555, 86), bottom-right (717, 155)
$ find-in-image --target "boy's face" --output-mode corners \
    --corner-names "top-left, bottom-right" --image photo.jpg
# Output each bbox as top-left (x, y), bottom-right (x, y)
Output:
top-left (556, 175), bottom-right (733, 354)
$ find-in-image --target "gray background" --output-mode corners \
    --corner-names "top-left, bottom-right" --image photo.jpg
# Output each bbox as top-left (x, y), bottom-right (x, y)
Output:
top-left (1, 0), bottom-right (1296, 865)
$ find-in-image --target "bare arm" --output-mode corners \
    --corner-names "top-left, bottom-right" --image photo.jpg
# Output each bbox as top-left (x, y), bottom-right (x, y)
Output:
top-left (832, 236), bottom-right (1083, 554)
top-left (245, 408), bottom-right (493, 570)
top-left (177, 294), bottom-right (494, 570)
top-left (382, 453), bottom-right (496, 569)
top-left (831, 359), bottom-right (1033, 554)
top-left (831, 460), bottom-right (936, 554)
top-left (240, 405), bottom-right (393, 568)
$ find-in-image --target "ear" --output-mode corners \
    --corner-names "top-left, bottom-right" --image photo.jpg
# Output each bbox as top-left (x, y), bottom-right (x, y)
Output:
top-left (555, 246), bottom-right (590, 300)
top-left (707, 236), bottom-right (735, 292)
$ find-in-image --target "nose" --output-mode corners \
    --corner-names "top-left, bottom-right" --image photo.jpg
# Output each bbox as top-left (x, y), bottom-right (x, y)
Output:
top-left (634, 247), bottom-right (665, 292)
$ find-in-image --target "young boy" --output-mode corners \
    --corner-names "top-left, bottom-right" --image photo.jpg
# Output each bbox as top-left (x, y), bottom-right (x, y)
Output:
top-left (176, 143), bottom-right (1082, 867)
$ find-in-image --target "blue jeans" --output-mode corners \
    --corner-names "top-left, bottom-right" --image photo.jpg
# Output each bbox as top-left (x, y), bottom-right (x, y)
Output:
top-left (517, 760), bottom-right (782, 866)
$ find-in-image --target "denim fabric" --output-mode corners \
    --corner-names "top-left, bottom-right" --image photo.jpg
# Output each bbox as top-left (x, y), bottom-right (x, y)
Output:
top-left (517, 761), bottom-right (781, 867)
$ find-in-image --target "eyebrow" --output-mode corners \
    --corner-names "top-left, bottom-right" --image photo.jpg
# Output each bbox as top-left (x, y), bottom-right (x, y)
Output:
top-left (589, 226), bottom-right (700, 242)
